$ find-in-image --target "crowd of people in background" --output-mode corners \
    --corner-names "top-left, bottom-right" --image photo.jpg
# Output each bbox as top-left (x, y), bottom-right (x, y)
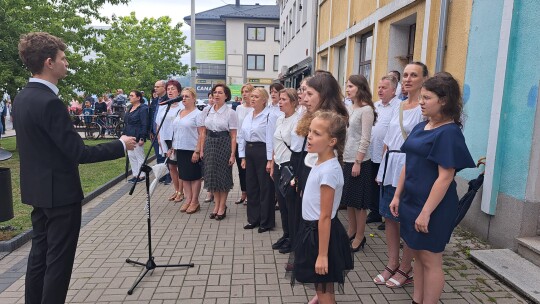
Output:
top-left (56, 61), bottom-right (473, 304)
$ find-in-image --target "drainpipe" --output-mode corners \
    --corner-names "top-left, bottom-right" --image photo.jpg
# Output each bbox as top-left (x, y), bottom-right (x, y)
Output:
top-left (435, 0), bottom-right (449, 72)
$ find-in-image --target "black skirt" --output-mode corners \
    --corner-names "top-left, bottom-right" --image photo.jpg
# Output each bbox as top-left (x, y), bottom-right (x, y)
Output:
top-left (176, 149), bottom-right (202, 181)
top-left (291, 217), bottom-right (354, 289)
top-left (340, 161), bottom-right (375, 210)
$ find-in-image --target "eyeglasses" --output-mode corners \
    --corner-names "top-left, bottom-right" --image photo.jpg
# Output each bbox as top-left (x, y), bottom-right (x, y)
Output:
top-left (181, 95), bottom-right (191, 99)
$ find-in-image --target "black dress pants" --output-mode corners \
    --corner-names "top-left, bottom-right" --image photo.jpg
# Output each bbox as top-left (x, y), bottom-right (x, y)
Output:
top-left (235, 143), bottom-right (247, 192)
top-left (25, 203), bottom-right (82, 304)
top-left (246, 142), bottom-right (275, 229)
top-left (273, 162), bottom-right (296, 238)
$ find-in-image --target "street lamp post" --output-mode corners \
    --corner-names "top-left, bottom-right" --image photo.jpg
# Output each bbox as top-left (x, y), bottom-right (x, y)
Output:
top-left (190, 0), bottom-right (196, 88)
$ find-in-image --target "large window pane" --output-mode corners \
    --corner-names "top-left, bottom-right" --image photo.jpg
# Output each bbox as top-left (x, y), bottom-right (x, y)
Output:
top-left (257, 28), bottom-right (265, 41)
top-left (274, 55), bottom-right (279, 71)
top-left (256, 55), bottom-right (265, 70)
top-left (247, 28), bottom-right (256, 40)
top-left (247, 55), bottom-right (256, 70)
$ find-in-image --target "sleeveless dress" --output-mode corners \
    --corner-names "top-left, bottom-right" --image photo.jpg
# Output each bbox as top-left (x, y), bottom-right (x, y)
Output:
top-left (399, 121), bottom-right (475, 253)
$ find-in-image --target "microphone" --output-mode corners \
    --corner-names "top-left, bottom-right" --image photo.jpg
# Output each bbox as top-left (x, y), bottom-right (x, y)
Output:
top-left (159, 96), bottom-right (183, 105)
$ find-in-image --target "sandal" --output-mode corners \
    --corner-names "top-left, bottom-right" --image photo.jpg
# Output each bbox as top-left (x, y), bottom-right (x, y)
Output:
top-left (168, 191), bottom-right (179, 201)
top-left (186, 202), bottom-right (200, 214)
top-left (386, 268), bottom-right (413, 288)
top-left (174, 192), bottom-right (185, 203)
top-left (373, 266), bottom-right (398, 285)
top-left (179, 202), bottom-right (190, 213)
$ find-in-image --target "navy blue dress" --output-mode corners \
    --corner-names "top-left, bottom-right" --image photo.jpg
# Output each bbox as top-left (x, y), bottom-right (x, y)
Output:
top-left (399, 121), bottom-right (475, 253)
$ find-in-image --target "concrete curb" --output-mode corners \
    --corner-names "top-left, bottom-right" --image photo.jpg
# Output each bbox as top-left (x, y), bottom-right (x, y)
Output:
top-left (0, 155), bottom-right (156, 253)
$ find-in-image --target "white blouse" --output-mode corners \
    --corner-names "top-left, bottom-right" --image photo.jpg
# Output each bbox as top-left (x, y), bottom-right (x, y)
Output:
top-left (203, 104), bottom-right (238, 132)
top-left (171, 109), bottom-right (202, 151)
top-left (235, 104), bottom-right (252, 130)
top-left (302, 157), bottom-right (344, 221)
top-left (237, 107), bottom-right (278, 160)
top-left (156, 103), bottom-right (183, 154)
top-left (369, 97), bottom-right (401, 163)
top-left (273, 112), bottom-right (300, 165)
top-left (343, 105), bottom-right (375, 163)
top-left (376, 104), bottom-right (424, 186)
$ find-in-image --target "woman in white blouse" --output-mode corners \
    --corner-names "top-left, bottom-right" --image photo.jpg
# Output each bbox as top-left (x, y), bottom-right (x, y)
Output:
top-left (170, 88), bottom-right (204, 214)
top-left (373, 62), bottom-right (428, 288)
top-left (233, 83), bottom-right (254, 205)
top-left (200, 84), bottom-right (238, 220)
top-left (157, 80), bottom-right (184, 203)
top-left (239, 88), bottom-right (279, 233)
top-left (270, 88), bottom-right (300, 253)
top-left (341, 75), bottom-right (376, 252)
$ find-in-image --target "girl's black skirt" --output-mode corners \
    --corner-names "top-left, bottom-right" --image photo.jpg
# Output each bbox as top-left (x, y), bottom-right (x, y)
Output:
top-left (291, 216), bottom-right (354, 291)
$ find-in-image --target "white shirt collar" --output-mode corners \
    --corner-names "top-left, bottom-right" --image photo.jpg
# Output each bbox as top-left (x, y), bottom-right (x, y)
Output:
top-left (29, 78), bottom-right (59, 95)
top-left (377, 96), bottom-right (399, 108)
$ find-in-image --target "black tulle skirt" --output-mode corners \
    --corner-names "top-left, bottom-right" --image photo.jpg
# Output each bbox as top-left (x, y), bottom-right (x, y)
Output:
top-left (290, 216), bottom-right (354, 291)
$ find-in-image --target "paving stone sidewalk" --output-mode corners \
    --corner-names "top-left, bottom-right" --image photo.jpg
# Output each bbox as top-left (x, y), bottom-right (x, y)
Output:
top-left (0, 169), bottom-right (530, 304)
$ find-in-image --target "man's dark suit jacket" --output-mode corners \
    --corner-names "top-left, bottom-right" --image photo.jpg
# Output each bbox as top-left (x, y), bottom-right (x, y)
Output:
top-left (13, 82), bottom-right (125, 208)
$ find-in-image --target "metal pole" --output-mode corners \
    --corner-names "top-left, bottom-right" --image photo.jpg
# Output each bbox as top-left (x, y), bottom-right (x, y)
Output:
top-left (190, 0), bottom-right (196, 87)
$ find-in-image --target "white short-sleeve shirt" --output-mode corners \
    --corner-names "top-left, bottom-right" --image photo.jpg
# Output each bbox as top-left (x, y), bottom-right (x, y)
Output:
top-left (171, 109), bottom-right (202, 151)
top-left (204, 104), bottom-right (238, 132)
top-left (273, 112), bottom-right (300, 165)
top-left (302, 157), bottom-right (344, 221)
top-left (369, 97), bottom-right (401, 163)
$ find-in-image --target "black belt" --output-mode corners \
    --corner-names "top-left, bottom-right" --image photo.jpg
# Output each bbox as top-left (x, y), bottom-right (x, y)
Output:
top-left (207, 130), bottom-right (229, 138)
top-left (246, 141), bottom-right (265, 147)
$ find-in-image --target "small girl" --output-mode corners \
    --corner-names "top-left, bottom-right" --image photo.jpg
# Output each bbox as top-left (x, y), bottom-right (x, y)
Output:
top-left (292, 110), bottom-right (354, 304)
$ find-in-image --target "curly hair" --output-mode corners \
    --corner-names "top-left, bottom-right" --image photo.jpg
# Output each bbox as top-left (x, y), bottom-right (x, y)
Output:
top-left (296, 73), bottom-right (349, 136)
top-left (18, 32), bottom-right (67, 74)
top-left (312, 110), bottom-right (348, 165)
top-left (422, 72), bottom-right (464, 128)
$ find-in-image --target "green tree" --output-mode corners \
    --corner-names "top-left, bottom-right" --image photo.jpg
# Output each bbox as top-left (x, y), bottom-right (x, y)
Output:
top-left (81, 12), bottom-right (190, 94)
top-left (0, 0), bottom-right (129, 99)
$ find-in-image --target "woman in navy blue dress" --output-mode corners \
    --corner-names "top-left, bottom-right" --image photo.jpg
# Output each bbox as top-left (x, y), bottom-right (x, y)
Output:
top-left (390, 72), bottom-right (475, 304)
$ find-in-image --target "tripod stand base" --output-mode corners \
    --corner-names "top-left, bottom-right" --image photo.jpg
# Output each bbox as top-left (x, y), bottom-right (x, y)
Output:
top-left (126, 257), bottom-right (194, 295)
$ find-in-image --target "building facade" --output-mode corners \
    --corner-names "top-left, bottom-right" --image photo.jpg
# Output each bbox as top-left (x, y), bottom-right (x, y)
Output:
top-left (184, 3), bottom-right (279, 97)
top-left (277, 0), bottom-right (318, 88)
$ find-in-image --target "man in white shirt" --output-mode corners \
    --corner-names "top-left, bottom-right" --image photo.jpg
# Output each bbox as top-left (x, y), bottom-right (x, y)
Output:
top-left (366, 75), bottom-right (400, 224)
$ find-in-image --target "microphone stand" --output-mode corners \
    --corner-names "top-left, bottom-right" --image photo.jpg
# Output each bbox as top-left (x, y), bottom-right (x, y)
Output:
top-left (125, 100), bottom-right (194, 295)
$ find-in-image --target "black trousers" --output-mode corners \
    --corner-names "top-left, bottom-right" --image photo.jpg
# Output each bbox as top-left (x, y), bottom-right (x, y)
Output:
top-left (246, 142), bottom-right (275, 229)
top-left (273, 162), bottom-right (296, 238)
top-left (369, 161), bottom-right (381, 213)
top-left (25, 203), bottom-right (82, 304)
top-left (235, 143), bottom-right (247, 192)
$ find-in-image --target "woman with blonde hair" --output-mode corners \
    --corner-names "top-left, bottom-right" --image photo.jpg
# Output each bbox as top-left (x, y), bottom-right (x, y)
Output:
top-left (171, 87), bottom-right (204, 214)
top-left (233, 83), bottom-right (255, 205)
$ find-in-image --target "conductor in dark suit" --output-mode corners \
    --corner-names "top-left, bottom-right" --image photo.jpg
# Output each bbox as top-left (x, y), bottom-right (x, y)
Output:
top-left (13, 32), bottom-right (137, 304)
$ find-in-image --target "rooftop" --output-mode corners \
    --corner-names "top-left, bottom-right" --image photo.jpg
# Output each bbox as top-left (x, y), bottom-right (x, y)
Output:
top-left (184, 4), bottom-right (279, 24)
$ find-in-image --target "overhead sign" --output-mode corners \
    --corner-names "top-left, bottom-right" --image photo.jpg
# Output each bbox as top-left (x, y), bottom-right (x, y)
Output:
top-left (195, 40), bottom-right (225, 64)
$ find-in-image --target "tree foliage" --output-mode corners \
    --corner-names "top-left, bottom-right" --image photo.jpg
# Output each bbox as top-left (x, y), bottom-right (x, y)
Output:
top-left (0, 1), bottom-right (189, 100)
top-left (80, 12), bottom-right (190, 95)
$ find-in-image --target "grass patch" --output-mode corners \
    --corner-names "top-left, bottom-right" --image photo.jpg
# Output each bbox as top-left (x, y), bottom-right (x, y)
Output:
top-left (0, 136), bottom-right (151, 241)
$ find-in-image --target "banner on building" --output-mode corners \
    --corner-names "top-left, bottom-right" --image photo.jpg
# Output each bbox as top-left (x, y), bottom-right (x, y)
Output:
top-left (196, 40), bottom-right (226, 64)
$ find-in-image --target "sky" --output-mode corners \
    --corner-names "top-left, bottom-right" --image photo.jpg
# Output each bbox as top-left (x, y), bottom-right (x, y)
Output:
top-left (97, 0), bottom-right (278, 65)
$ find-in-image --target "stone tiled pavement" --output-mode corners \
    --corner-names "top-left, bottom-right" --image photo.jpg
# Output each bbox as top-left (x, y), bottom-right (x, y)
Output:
top-left (0, 168), bottom-right (530, 303)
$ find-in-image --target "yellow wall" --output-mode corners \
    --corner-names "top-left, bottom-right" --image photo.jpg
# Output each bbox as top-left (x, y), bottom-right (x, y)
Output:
top-left (331, 0), bottom-right (349, 37)
top-left (350, 0), bottom-right (377, 27)
top-left (443, 0), bottom-right (473, 86)
top-left (346, 37), bottom-right (356, 78)
top-left (374, 2), bottom-right (426, 90)
top-left (379, 0), bottom-right (395, 7)
top-left (318, 1), bottom-right (331, 47)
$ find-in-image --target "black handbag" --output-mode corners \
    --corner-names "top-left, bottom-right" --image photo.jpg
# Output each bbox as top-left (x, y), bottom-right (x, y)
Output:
top-left (278, 137), bottom-right (307, 197)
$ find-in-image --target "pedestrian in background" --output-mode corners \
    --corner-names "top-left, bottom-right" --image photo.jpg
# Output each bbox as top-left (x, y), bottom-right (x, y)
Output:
top-left (390, 72), bottom-right (475, 303)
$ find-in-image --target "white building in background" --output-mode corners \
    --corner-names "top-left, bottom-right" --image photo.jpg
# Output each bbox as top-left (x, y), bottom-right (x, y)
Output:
top-left (184, 1), bottom-right (279, 97)
top-left (277, 0), bottom-right (318, 88)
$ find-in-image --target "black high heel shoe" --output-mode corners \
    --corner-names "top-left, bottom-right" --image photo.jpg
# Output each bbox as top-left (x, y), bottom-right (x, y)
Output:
top-left (209, 212), bottom-right (217, 219)
top-left (351, 236), bottom-right (366, 252)
top-left (348, 233), bottom-right (356, 241)
top-left (215, 206), bottom-right (227, 220)
top-left (234, 198), bottom-right (246, 204)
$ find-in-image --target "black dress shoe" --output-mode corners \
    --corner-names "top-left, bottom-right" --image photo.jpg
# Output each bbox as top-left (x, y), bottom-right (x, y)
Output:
top-left (278, 239), bottom-right (291, 254)
top-left (244, 223), bottom-right (259, 229)
top-left (272, 236), bottom-right (288, 250)
top-left (366, 212), bottom-right (383, 223)
top-left (258, 227), bottom-right (272, 233)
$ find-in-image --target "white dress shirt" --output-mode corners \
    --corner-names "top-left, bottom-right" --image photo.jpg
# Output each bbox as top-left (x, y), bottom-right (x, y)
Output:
top-left (238, 107), bottom-right (278, 160)
top-left (273, 112), bottom-right (300, 165)
top-left (172, 109), bottom-right (202, 150)
top-left (156, 103), bottom-right (183, 154)
top-left (29, 78), bottom-right (59, 95)
top-left (203, 104), bottom-right (238, 132)
top-left (369, 97), bottom-right (401, 163)
top-left (235, 104), bottom-right (252, 131)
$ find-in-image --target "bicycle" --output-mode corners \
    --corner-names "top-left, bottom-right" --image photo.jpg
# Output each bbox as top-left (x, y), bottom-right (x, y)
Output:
top-left (85, 114), bottom-right (124, 140)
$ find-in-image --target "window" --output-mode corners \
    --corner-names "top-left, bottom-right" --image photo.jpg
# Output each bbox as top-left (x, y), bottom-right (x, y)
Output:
top-left (247, 27), bottom-right (266, 41)
top-left (274, 55), bottom-right (279, 71)
top-left (407, 24), bottom-right (416, 63)
top-left (337, 45), bottom-right (346, 87)
top-left (288, 9), bottom-right (293, 42)
top-left (358, 31), bottom-right (373, 82)
top-left (292, 2), bottom-right (296, 37)
top-left (274, 27), bottom-right (280, 41)
top-left (247, 55), bottom-right (265, 70)
top-left (302, 0), bottom-right (308, 25)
